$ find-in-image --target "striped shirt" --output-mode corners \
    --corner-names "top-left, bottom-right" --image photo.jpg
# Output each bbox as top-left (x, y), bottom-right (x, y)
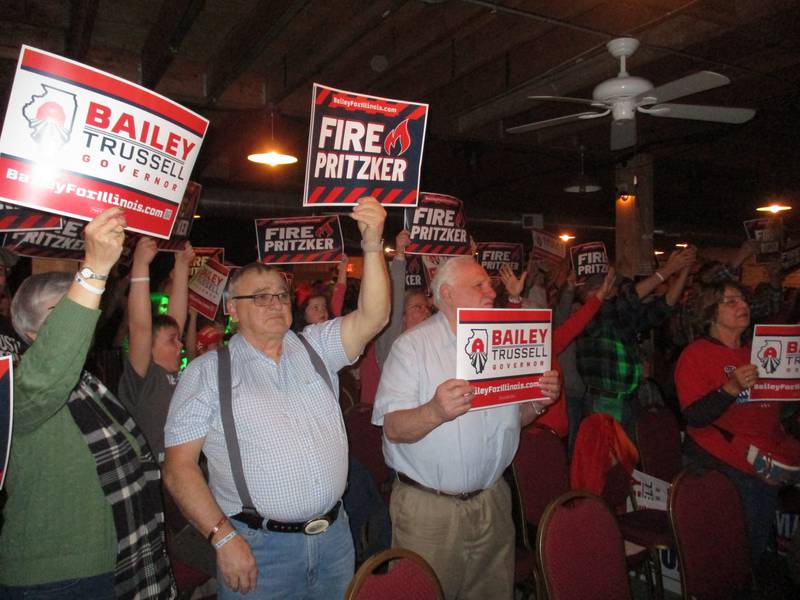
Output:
top-left (165, 318), bottom-right (352, 521)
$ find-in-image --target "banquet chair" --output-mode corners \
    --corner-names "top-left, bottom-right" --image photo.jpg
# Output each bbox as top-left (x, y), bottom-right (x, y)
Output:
top-left (669, 465), bottom-right (753, 600)
top-left (344, 547), bottom-right (444, 600)
top-left (635, 407), bottom-right (683, 483)
top-left (343, 403), bottom-right (391, 495)
top-left (510, 425), bottom-right (570, 599)
top-left (538, 490), bottom-right (633, 600)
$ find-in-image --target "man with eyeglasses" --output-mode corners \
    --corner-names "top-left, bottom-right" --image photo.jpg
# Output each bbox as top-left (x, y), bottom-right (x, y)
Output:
top-left (162, 197), bottom-right (390, 599)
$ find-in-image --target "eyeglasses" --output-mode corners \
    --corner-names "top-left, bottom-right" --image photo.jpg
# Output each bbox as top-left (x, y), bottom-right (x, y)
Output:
top-left (232, 291), bottom-right (291, 306)
top-left (718, 294), bottom-right (747, 307)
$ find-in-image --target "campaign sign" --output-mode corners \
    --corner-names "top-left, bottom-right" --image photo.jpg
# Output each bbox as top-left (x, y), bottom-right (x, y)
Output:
top-left (404, 193), bottom-right (470, 256)
top-left (304, 83), bottom-right (428, 207)
top-left (0, 46), bottom-right (208, 239)
top-left (190, 247), bottom-right (225, 279)
top-left (189, 258), bottom-right (231, 321)
top-left (405, 254), bottom-right (425, 289)
top-left (477, 242), bottom-right (523, 277)
top-left (780, 242), bottom-right (800, 273)
top-left (570, 241), bottom-right (608, 284)
top-left (0, 201), bottom-right (62, 231)
top-left (744, 218), bottom-right (782, 264)
top-left (255, 215), bottom-right (344, 264)
top-left (456, 308), bottom-right (552, 410)
top-left (749, 324), bottom-right (800, 401)
top-left (0, 355), bottom-right (13, 490)
top-left (532, 229), bottom-right (565, 265)
top-left (3, 217), bottom-right (86, 260)
top-left (157, 181), bottom-right (202, 251)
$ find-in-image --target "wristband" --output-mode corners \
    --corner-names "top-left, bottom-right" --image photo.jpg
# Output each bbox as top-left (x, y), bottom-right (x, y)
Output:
top-left (508, 295), bottom-right (522, 304)
top-left (74, 273), bottom-right (105, 295)
top-left (207, 515), bottom-right (228, 543)
top-left (130, 277), bottom-right (150, 283)
top-left (214, 529), bottom-right (238, 550)
top-left (532, 401), bottom-right (546, 415)
top-left (654, 271), bottom-right (665, 282)
top-left (361, 239), bottom-right (384, 253)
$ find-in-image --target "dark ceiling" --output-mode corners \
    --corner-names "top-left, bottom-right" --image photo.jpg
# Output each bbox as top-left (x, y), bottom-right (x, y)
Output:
top-left (1, 0), bottom-right (799, 262)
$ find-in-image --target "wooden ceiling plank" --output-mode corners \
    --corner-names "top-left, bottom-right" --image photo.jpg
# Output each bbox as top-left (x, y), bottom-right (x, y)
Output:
top-left (66, 0), bottom-right (99, 60)
top-left (141, 0), bottom-right (206, 89)
top-left (205, 0), bottom-right (311, 105)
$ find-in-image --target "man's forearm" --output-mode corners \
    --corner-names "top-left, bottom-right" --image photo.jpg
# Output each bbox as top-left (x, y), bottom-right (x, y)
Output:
top-left (162, 458), bottom-right (228, 538)
top-left (383, 402), bottom-right (442, 443)
top-left (357, 249), bottom-right (390, 332)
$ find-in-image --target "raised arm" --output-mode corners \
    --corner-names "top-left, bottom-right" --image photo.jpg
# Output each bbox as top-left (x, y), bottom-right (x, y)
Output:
top-left (635, 247), bottom-right (695, 300)
top-left (341, 197), bottom-right (390, 361)
top-left (127, 236), bottom-right (158, 377)
top-left (168, 241), bottom-right (194, 336)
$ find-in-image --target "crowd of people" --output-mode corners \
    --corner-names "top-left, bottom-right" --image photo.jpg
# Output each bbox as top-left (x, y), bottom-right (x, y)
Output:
top-left (0, 199), bottom-right (799, 599)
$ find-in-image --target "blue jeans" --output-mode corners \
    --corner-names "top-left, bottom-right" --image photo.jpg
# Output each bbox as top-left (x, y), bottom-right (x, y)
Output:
top-left (0, 572), bottom-right (114, 599)
top-left (219, 510), bottom-right (355, 600)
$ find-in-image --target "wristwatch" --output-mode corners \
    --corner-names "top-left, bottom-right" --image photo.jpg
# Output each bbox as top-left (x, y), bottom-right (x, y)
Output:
top-left (79, 266), bottom-right (109, 281)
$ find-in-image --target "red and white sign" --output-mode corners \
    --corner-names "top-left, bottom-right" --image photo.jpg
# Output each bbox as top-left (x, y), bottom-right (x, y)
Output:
top-left (456, 308), bottom-right (552, 410)
top-left (190, 247), bottom-right (225, 279)
top-left (749, 324), bottom-right (800, 401)
top-left (0, 46), bottom-right (208, 239)
top-left (188, 258), bottom-right (231, 321)
top-left (532, 229), bottom-right (565, 265)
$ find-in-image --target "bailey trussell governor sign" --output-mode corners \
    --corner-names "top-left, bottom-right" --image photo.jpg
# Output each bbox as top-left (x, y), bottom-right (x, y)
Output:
top-left (0, 46), bottom-right (208, 239)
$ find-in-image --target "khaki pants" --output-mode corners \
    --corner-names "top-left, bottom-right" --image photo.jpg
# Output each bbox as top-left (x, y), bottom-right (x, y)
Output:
top-left (390, 476), bottom-right (515, 600)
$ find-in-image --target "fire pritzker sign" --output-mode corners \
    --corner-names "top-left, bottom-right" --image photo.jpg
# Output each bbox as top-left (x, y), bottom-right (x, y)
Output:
top-left (0, 46), bottom-right (208, 239)
top-left (304, 83), bottom-right (428, 207)
top-left (456, 308), bottom-right (552, 410)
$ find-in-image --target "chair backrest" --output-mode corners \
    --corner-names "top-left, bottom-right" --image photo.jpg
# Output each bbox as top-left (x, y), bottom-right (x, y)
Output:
top-left (669, 466), bottom-right (752, 600)
top-left (601, 461), bottom-right (633, 514)
top-left (512, 426), bottom-right (570, 539)
top-left (538, 491), bottom-right (632, 600)
top-left (635, 407), bottom-right (683, 482)
top-left (344, 404), bottom-right (391, 486)
top-left (344, 547), bottom-right (444, 600)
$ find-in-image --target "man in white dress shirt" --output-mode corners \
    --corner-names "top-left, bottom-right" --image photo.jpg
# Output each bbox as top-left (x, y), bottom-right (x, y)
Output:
top-left (373, 255), bottom-right (561, 600)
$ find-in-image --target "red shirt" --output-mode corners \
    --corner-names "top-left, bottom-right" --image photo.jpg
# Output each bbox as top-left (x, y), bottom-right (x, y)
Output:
top-left (675, 337), bottom-right (800, 473)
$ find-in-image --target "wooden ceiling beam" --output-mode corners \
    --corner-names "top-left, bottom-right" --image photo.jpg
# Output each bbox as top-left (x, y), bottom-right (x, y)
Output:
top-left (204, 0), bottom-right (310, 105)
top-left (141, 0), bottom-right (205, 89)
top-left (65, 0), bottom-right (99, 61)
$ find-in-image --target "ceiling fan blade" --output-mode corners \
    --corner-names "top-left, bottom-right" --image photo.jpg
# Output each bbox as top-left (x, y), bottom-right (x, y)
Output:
top-left (647, 103), bottom-right (756, 124)
top-left (506, 111), bottom-right (608, 135)
top-left (637, 71), bottom-right (730, 105)
top-left (529, 95), bottom-right (606, 107)
top-left (610, 119), bottom-right (636, 151)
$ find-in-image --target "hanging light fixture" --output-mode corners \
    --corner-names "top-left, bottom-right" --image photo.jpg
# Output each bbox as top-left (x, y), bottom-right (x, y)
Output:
top-left (247, 108), bottom-right (298, 167)
top-left (756, 204), bottom-right (791, 214)
top-left (564, 145), bottom-right (602, 194)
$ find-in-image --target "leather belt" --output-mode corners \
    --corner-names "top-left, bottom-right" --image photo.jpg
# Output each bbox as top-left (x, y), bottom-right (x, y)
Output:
top-left (232, 500), bottom-right (341, 535)
top-left (397, 473), bottom-right (483, 501)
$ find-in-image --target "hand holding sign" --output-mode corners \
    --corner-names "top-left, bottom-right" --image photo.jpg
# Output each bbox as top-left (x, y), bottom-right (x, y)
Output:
top-left (499, 264), bottom-right (527, 298)
top-left (724, 363), bottom-right (759, 396)
top-left (395, 229), bottom-right (411, 258)
top-left (175, 240), bottom-right (195, 269)
top-left (133, 235), bottom-right (159, 268)
top-left (664, 246), bottom-right (696, 276)
top-left (595, 267), bottom-right (616, 301)
top-left (430, 378), bottom-right (474, 423)
top-left (351, 196), bottom-right (386, 245)
top-left (537, 370), bottom-right (561, 402)
top-left (83, 207), bottom-right (126, 274)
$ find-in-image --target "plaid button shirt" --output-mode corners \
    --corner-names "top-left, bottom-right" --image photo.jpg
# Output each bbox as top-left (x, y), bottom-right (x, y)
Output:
top-left (577, 282), bottom-right (673, 418)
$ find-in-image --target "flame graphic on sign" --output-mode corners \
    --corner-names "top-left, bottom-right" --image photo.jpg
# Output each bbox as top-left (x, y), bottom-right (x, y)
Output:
top-left (316, 220), bottom-right (334, 237)
top-left (383, 118), bottom-right (412, 156)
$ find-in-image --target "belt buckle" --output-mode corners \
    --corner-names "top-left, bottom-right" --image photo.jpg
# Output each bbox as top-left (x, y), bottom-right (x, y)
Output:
top-left (303, 517), bottom-right (330, 535)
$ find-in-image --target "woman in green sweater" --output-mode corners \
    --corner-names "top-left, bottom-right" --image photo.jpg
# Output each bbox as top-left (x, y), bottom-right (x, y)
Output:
top-left (0, 208), bottom-right (173, 599)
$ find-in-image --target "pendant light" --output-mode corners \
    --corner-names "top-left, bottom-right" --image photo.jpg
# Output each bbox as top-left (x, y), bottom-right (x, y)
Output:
top-left (563, 145), bottom-right (601, 194)
top-left (247, 108), bottom-right (298, 167)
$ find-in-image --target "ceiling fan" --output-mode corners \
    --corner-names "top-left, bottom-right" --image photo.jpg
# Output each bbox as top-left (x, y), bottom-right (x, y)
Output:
top-left (506, 37), bottom-right (755, 151)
